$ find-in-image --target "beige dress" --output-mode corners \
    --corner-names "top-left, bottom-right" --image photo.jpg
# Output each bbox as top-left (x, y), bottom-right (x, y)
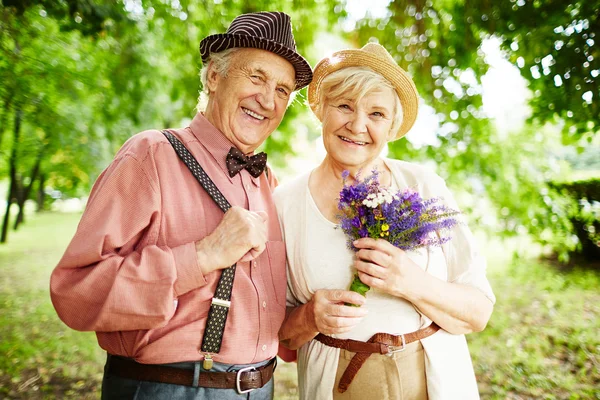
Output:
top-left (273, 158), bottom-right (496, 400)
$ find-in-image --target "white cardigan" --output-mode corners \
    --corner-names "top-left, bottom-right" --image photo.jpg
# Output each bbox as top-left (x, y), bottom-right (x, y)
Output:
top-left (274, 158), bottom-right (495, 400)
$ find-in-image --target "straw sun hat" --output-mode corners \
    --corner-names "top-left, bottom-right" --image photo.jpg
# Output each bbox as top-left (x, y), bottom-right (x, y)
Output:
top-left (308, 43), bottom-right (420, 140)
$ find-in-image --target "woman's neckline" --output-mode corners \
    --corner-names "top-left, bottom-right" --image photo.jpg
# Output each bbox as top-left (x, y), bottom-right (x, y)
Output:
top-left (306, 158), bottom-right (398, 225)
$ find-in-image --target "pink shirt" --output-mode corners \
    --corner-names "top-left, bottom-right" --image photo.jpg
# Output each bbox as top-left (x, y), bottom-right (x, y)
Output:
top-left (50, 113), bottom-right (286, 365)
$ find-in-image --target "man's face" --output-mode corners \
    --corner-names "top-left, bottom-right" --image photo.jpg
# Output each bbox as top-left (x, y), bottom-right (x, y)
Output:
top-left (205, 48), bottom-right (296, 154)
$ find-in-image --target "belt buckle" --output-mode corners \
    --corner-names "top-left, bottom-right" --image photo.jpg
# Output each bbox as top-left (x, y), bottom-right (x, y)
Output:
top-left (235, 366), bottom-right (257, 394)
top-left (386, 334), bottom-right (406, 356)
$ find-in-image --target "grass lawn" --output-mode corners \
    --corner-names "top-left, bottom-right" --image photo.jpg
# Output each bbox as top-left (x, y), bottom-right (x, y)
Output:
top-left (0, 212), bottom-right (598, 399)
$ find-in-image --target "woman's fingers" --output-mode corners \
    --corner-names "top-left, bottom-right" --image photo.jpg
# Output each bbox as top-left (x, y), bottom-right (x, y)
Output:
top-left (321, 289), bottom-right (367, 308)
top-left (353, 238), bottom-right (396, 252)
top-left (317, 315), bottom-right (364, 334)
top-left (357, 271), bottom-right (385, 289)
top-left (312, 289), bottom-right (369, 334)
top-left (354, 259), bottom-right (388, 279)
top-left (355, 248), bottom-right (392, 268)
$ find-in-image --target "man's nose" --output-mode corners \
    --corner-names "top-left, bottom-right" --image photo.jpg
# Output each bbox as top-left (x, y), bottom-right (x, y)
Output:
top-left (256, 84), bottom-right (276, 111)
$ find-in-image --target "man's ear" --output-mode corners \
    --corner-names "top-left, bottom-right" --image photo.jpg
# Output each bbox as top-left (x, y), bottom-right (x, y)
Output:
top-left (205, 60), bottom-right (220, 93)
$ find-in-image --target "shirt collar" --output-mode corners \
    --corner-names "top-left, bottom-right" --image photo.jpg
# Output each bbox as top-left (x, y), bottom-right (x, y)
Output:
top-left (187, 113), bottom-right (261, 187)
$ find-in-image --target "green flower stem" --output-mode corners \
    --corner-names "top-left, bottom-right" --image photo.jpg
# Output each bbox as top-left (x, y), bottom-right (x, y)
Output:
top-left (345, 273), bottom-right (370, 307)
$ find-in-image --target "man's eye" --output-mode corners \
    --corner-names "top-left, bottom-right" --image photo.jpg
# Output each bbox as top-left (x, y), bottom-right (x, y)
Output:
top-left (277, 88), bottom-right (289, 96)
top-left (372, 112), bottom-right (384, 117)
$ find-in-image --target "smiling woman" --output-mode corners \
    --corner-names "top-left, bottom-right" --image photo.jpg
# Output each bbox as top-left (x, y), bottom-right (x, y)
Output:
top-left (274, 42), bottom-right (495, 400)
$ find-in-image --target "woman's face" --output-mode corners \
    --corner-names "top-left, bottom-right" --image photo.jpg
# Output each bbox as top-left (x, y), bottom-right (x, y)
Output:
top-left (321, 87), bottom-right (396, 170)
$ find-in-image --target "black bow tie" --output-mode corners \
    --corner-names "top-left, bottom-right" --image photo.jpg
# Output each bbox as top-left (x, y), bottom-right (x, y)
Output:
top-left (226, 147), bottom-right (267, 178)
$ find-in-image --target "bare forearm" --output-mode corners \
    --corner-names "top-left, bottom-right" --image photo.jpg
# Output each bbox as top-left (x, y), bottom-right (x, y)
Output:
top-left (279, 304), bottom-right (319, 350)
top-left (403, 273), bottom-right (493, 334)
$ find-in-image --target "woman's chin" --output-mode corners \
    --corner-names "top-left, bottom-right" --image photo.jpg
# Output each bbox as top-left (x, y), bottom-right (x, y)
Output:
top-left (330, 153), bottom-right (377, 170)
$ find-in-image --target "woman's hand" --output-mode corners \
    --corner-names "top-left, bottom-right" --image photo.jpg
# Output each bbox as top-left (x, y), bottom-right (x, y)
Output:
top-left (352, 238), bottom-right (426, 299)
top-left (308, 289), bottom-right (369, 335)
top-left (353, 237), bottom-right (493, 334)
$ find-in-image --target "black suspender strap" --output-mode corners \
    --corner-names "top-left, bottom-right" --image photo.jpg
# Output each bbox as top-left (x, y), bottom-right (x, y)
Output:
top-left (161, 130), bottom-right (234, 355)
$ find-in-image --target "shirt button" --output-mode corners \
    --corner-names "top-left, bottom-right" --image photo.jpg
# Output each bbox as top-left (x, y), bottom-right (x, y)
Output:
top-left (262, 301), bottom-right (267, 308)
top-left (262, 344), bottom-right (267, 351)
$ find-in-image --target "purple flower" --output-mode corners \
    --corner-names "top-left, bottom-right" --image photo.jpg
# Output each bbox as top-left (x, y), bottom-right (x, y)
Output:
top-left (336, 170), bottom-right (460, 254)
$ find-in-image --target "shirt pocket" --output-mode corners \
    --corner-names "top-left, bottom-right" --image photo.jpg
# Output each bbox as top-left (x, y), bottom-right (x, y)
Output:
top-left (264, 240), bottom-right (287, 308)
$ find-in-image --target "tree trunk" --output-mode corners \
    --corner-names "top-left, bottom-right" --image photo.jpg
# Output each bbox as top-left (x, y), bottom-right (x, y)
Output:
top-left (37, 173), bottom-right (46, 211)
top-left (0, 97), bottom-right (11, 151)
top-left (12, 174), bottom-right (23, 230)
top-left (14, 155), bottom-right (42, 230)
top-left (2, 109), bottom-right (22, 243)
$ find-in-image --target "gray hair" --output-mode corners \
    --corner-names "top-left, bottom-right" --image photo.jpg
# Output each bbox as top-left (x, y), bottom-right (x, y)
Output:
top-left (312, 66), bottom-right (403, 139)
top-left (196, 48), bottom-right (240, 112)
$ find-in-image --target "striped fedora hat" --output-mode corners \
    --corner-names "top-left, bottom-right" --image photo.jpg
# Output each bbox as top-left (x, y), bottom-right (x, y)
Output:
top-left (200, 12), bottom-right (313, 91)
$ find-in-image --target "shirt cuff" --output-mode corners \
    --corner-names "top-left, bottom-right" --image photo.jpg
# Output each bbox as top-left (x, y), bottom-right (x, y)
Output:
top-left (172, 242), bottom-right (208, 296)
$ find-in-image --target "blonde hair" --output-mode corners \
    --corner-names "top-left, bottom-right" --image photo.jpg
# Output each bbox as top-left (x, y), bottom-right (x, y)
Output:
top-left (311, 67), bottom-right (403, 139)
top-left (196, 48), bottom-right (240, 112)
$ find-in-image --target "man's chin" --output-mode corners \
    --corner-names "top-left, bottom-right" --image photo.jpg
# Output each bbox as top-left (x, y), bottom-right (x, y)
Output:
top-left (232, 136), bottom-right (266, 153)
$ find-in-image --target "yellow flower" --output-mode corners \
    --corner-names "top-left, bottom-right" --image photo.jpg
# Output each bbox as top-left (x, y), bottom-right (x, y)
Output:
top-left (381, 223), bottom-right (389, 232)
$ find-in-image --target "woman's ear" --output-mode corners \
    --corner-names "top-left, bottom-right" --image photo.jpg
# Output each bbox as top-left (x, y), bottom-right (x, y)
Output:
top-left (205, 61), bottom-right (220, 93)
top-left (387, 127), bottom-right (397, 141)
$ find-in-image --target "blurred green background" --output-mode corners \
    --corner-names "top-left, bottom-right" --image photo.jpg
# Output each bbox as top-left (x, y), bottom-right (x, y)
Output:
top-left (0, 0), bottom-right (598, 398)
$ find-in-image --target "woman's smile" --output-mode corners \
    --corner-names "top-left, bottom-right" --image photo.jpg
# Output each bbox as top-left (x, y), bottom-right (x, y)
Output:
top-left (338, 135), bottom-right (368, 146)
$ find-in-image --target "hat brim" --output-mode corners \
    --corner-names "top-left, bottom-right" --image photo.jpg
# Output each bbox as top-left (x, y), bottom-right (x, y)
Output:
top-left (308, 50), bottom-right (419, 140)
top-left (200, 33), bottom-right (313, 91)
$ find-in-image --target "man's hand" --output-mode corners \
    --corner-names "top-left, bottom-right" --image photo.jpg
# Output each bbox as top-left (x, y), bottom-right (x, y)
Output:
top-left (195, 206), bottom-right (268, 275)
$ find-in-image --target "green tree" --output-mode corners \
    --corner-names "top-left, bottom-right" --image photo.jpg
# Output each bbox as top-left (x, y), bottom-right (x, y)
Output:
top-left (349, 0), bottom-right (598, 258)
top-left (0, 0), bottom-right (344, 242)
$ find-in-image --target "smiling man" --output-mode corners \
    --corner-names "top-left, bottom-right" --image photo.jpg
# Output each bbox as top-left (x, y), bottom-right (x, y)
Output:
top-left (50, 12), bottom-right (312, 400)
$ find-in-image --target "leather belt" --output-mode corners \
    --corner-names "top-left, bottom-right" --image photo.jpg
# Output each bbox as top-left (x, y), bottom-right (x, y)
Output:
top-left (315, 323), bottom-right (440, 393)
top-left (107, 356), bottom-right (276, 394)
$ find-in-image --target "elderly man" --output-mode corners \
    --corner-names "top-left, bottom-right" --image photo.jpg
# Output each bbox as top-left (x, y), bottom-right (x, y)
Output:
top-left (50, 11), bottom-right (312, 399)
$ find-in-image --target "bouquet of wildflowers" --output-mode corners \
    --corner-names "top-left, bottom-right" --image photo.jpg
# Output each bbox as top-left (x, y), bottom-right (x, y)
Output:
top-left (337, 170), bottom-right (460, 303)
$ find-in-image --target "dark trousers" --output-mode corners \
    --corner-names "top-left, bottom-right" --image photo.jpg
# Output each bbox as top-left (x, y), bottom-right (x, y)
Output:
top-left (101, 354), bottom-right (275, 400)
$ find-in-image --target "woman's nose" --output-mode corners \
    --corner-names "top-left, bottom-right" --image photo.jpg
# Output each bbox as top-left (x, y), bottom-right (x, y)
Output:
top-left (346, 112), bottom-right (368, 134)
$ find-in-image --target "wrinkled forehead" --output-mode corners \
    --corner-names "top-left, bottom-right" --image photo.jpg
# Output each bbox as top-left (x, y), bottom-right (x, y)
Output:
top-left (232, 48), bottom-right (296, 88)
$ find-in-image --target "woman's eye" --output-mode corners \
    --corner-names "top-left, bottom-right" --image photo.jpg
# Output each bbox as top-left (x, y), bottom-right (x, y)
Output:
top-left (277, 88), bottom-right (289, 96)
top-left (338, 104), bottom-right (350, 110)
top-left (372, 112), bottom-right (384, 117)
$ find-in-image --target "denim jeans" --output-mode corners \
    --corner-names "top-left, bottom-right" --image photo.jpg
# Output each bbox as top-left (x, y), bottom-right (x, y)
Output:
top-left (101, 354), bottom-right (275, 400)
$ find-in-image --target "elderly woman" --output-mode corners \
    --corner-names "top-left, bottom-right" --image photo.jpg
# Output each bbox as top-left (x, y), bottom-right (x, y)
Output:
top-left (274, 43), bottom-right (495, 399)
